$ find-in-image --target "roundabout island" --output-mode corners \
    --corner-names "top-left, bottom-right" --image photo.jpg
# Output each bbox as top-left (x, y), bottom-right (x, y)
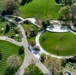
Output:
top-left (35, 21), bottom-right (76, 57)
top-left (39, 31), bottom-right (76, 56)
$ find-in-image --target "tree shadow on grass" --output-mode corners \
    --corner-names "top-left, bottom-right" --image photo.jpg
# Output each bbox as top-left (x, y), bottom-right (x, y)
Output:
top-left (0, 18), bottom-right (6, 23)
top-left (20, 0), bottom-right (33, 6)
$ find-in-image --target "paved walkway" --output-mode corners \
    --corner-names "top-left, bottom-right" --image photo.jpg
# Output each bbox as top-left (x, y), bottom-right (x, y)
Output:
top-left (19, 18), bottom-right (41, 28)
top-left (0, 15), bottom-right (52, 75)
top-left (0, 36), bottom-right (22, 46)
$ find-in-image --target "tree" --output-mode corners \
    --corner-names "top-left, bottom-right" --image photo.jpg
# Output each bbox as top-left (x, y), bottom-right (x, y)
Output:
top-left (0, 49), bottom-right (2, 60)
top-left (59, 5), bottom-right (71, 20)
top-left (61, 0), bottom-right (75, 6)
top-left (71, 3), bottom-right (76, 22)
top-left (4, 23), bottom-right (10, 34)
top-left (23, 64), bottom-right (44, 75)
top-left (18, 46), bottom-right (24, 55)
top-left (40, 53), bottom-right (46, 63)
top-left (13, 9), bottom-right (20, 16)
top-left (5, 55), bottom-right (22, 75)
top-left (7, 55), bottom-right (22, 69)
top-left (42, 33), bottom-right (46, 42)
top-left (61, 58), bottom-right (67, 67)
top-left (30, 40), bottom-right (36, 46)
top-left (43, 55), bottom-right (62, 74)
top-left (42, 21), bottom-right (47, 29)
top-left (3, 0), bottom-right (19, 15)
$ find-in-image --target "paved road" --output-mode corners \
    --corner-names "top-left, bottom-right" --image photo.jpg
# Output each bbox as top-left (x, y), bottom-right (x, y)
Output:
top-left (0, 15), bottom-right (52, 75)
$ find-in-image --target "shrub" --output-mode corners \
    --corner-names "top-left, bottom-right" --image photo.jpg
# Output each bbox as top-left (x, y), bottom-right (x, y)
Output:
top-left (4, 23), bottom-right (10, 34)
top-left (18, 46), bottom-right (24, 55)
top-left (30, 40), bottom-right (36, 46)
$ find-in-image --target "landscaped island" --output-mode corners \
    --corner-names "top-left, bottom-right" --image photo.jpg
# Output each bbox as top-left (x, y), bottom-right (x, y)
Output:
top-left (40, 31), bottom-right (76, 56)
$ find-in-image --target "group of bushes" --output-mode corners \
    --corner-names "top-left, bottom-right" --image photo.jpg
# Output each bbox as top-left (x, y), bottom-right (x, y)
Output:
top-left (61, 54), bottom-right (76, 67)
top-left (0, 22), bottom-right (21, 41)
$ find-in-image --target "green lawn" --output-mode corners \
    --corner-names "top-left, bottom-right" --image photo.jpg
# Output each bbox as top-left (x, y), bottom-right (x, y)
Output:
top-left (39, 31), bottom-right (76, 56)
top-left (19, 0), bottom-right (61, 19)
top-left (0, 40), bottom-right (24, 75)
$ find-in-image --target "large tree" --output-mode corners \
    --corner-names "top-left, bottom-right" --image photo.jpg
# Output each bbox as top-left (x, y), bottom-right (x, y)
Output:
top-left (7, 55), bottom-right (22, 69)
top-left (59, 5), bottom-right (71, 20)
top-left (2, 0), bottom-right (19, 15)
top-left (5, 55), bottom-right (22, 75)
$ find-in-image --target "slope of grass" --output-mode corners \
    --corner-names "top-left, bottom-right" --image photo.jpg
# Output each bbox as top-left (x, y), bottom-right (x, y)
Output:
top-left (39, 31), bottom-right (76, 56)
top-left (0, 40), bottom-right (24, 75)
top-left (20, 0), bottom-right (61, 19)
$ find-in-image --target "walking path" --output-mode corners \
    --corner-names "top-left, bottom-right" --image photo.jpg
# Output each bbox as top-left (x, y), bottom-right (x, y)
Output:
top-left (0, 36), bottom-right (22, 46)
top-left (19, 18), bottom-right (41, 28)
top-left (0, 15), bottom-right (52, 75)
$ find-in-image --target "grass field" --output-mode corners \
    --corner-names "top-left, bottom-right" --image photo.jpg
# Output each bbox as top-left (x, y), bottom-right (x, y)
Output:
top-left (39, 31), bottom-right (76, 56)
top-left (0, 40), bottom-right (24, 75)
top-left (19, 0), bottom-right (61, 19)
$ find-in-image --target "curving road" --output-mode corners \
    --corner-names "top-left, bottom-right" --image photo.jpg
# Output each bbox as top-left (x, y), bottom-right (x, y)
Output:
top-left (0, 15), bottom-right (52, 75)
